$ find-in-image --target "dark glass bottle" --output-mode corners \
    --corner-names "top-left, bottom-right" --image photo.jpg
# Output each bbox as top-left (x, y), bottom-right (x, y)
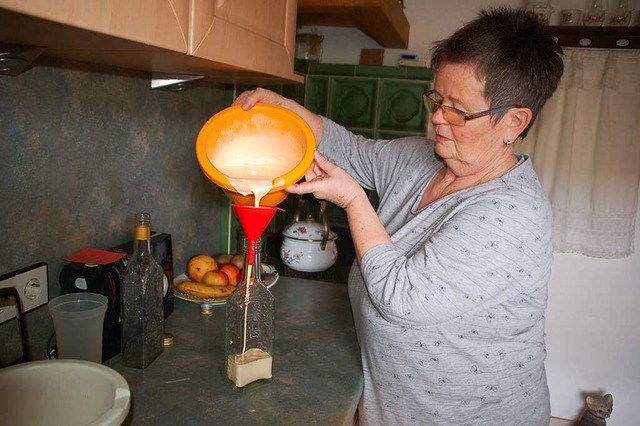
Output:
top-left (120, 212), bottom-right (164, 368)
top-left (225, 238), bottom-right (274, 390)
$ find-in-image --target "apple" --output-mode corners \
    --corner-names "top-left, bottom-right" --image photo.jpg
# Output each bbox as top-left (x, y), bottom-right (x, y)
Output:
top-left (230, 254), bottom-right (244, 270)
top-left (219, 263), bottom-right (242, 286)
top-left (214, 253), bottom-right (233, 266)
top-left (201, 270), bottom-right (229, 286)
top-left (187, 255), bottom-right (218, 282)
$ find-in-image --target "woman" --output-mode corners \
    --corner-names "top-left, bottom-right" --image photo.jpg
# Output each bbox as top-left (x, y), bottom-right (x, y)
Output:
top-left (235, 7), bottom-right (563, 425)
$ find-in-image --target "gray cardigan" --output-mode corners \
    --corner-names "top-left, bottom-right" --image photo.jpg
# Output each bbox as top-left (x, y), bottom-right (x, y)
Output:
top-left (319, 118), bottom-right (553, 426)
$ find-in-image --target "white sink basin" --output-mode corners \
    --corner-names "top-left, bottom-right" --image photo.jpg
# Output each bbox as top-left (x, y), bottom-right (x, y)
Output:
top-left (0, 359), bottom-right (130, 426)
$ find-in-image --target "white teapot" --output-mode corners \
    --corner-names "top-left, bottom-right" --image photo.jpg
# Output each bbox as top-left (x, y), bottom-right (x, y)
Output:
top-left (280, 197), bottom-right (338, 273)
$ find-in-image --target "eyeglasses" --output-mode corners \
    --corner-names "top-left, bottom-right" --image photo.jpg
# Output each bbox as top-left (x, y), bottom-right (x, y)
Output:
top-left (423, 89), bottom-right (519, 127)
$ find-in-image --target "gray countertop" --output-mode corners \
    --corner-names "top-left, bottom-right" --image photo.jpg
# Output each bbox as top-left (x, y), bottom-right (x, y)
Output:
top-left (108, 276), bottom-right (363, 425)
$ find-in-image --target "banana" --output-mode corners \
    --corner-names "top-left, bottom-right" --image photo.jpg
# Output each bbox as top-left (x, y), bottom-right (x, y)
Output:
top-left (177, 281), bottom-right (235, 299)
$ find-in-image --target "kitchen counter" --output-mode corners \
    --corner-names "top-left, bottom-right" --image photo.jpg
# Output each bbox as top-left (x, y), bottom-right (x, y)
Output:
top-left (108, 276), bottom-right (363, 425)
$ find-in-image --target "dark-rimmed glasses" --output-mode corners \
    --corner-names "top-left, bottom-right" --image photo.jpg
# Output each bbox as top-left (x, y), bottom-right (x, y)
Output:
top-left (423, 89), bottom-right (520, 127)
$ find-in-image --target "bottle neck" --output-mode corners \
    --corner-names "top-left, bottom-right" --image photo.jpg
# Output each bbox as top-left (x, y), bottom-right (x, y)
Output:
top-left (132, 224), bottom-right (152, 256)
top-left (242, 239), bottom-right (262, 284)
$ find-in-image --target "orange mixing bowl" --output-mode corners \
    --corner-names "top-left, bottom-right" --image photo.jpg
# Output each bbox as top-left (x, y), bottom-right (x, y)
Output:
top-left (196, 103), bottom-right (316, 206)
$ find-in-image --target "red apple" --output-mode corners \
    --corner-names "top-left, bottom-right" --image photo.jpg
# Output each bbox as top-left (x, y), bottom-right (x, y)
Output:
top-left (219, 263), bottom-right (242, 286)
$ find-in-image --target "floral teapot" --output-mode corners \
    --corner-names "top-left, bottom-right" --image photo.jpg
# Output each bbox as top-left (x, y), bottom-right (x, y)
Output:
top-left (280, 196), bottom-right (338, 273)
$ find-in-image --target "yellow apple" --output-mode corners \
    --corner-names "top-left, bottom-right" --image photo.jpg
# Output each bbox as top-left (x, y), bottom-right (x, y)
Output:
top-left (202, 270), bottom-right (229, 286)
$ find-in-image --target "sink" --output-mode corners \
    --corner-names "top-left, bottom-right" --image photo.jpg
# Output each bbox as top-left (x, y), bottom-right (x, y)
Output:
top-left (0, 359), bottom-right (130, 426)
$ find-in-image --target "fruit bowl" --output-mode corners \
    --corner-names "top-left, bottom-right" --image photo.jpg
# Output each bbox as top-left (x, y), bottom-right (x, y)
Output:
top-left (173, 270), bottom-right (279, 314)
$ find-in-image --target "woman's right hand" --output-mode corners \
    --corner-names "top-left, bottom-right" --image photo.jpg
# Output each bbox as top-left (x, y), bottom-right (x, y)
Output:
top-left (232, 87), bottom-right (287, 110)
top-left (232, 88), bottom-right (324, 142)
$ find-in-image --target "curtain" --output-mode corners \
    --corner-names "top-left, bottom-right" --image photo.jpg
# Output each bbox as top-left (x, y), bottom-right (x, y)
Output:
top-left (519, 49), bottom-right (640, 258)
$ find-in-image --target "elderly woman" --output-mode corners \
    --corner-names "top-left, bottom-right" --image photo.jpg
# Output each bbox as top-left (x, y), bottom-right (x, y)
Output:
top-left (235, 7), bottom-right (563, 425)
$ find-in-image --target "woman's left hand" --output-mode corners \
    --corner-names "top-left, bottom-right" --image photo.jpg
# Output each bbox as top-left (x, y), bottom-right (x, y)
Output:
top-left (286, 151), bottom-right (366, 210)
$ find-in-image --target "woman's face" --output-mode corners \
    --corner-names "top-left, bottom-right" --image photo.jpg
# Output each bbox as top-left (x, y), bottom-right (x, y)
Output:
top-left (430, 63), bottom-right (511, 177)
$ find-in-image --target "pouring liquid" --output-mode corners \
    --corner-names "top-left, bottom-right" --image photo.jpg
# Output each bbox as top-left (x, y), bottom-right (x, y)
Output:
top-left (218, 164), bottom-right (289, 208)
top-left (211, 133), bottom-right (303, 208)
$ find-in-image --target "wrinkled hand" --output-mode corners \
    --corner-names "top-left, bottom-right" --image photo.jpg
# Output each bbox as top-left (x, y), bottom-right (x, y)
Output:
top-left (286, 151), bottom-right (366, 210)
top-left (232, 88), bottom-right (287, 110)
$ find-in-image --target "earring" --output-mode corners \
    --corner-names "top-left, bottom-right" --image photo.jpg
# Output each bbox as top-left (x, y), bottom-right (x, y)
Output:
top-left (504, 139), bottom-right (513, 145)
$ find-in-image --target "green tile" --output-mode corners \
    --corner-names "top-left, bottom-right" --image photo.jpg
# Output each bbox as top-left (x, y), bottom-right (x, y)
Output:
top-left (307, 63), bottom-right (357, 76)
top-left (378, 80), bottom-right (428, 133)
top-left (355, 65), bottom-right (407, 79)
top-left (282, 83), bottom-right (305, 105)
top-left (223, 84), bottom-right (236, 106)
top-left (294, 59), bottom-right (310, 74)
top-left (404, 67), bottom-right (434, 80)
top-left (305, 76), bottom-right (330, 115)
top-left (329, 78), bottom-right (377, 128)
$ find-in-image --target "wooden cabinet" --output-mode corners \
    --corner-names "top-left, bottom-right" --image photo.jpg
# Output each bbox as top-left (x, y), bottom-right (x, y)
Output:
top-left (189, 0), bottom-right (301, 83)
top-left (297, 0), bottom-right (410, 49)
top-left (0, 0), bottom-right (301, 84)
top-left (0, 0), bottom-right (189, 52)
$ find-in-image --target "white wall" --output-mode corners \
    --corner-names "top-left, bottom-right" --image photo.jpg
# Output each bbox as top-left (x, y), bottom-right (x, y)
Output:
top-left (545, 202), bottom-right (640, 424)
top-left (303, 1), bottom-right (640, 424)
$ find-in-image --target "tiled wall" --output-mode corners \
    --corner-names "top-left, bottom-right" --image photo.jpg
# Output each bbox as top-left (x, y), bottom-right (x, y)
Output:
top-left (0, 57), bottom-right (227, 364)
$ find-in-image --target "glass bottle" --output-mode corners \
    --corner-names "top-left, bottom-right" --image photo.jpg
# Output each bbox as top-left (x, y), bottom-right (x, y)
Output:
top-left (225, 238), bottom-right (274, 391)
top-left (610, 0), bottom-right (631, 26)
top-left (584, 0), bottom-right (606, 26)
top-left (120, 212), bottom-right (164, 368)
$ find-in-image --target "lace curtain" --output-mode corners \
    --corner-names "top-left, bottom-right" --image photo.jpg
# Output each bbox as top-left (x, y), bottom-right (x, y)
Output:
top-left (519, 48), bottom-right (640, 258)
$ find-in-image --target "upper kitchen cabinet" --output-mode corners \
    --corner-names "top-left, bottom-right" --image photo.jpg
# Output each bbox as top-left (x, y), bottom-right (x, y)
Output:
top-left (189, 0), bottom-right (302, 84)
top-left (0, 0), bottom-right (302, 85)
top-left (0, 0), bottom-right (189, 59)
top-left (297, 0), bottom-right (409, 49)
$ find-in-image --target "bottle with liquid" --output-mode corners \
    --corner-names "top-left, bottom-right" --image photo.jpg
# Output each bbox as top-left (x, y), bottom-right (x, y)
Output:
top-left (225, 238), bottom-right (274, 390)
top-left (120, 212), bottom-right (164, 368)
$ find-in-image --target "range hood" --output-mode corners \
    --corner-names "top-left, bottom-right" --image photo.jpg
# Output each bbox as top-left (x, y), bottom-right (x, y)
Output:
top-left (297, 0), bottom-right (410, 49)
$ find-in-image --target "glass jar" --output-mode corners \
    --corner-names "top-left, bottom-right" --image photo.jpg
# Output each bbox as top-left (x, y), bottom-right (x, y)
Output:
top-left (525, 0), bottom-right (554, 25)
top-left (584, 0), bottom-right (606, 26)
top-left (225, 238), bottom-right (274, 390)
top-left (610, 0), bottom-right (631, 26)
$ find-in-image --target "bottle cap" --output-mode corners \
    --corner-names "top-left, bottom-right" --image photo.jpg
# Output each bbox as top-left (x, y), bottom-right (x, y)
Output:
top-left (163, 333), bottom-right (174, 346)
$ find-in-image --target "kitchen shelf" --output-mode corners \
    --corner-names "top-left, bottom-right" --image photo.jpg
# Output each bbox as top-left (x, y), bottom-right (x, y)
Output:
top-left (546, 26), bottom-right (640, 49)
top-left (297, 0), bottom-right (410, 49)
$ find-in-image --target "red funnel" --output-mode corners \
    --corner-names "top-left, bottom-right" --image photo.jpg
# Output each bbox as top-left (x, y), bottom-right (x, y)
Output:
top-left (233, 204), bottom-right (280, 242)
top-left (233, 204), bottom-right (281, 270)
